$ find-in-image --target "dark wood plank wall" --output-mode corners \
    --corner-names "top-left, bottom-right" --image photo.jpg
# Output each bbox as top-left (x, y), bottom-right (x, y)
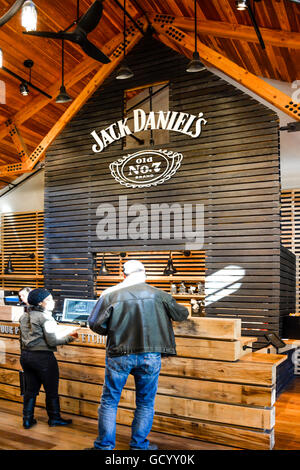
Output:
top-left (44, 35), bottom-right (288, 344)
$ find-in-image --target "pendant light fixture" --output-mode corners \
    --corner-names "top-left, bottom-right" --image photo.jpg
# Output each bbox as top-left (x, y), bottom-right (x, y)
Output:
top-left (56, 40), bottom-right (72, 104)
top-left (4, 255), bottom-right (14, 274)
top-left (163, 252), bottom-right (177, 276)
top-left (99, 254), bottom-right (110, 276)
top-left (3, 252), bottom-right (35, 274)
top-left (186, 0), bottom-right (206, 73)
top-left (1, 59), bottom-right (52, 99)
top-left (236, 0), bottom-right (248, 10)
top-left (21, 0), bottom-right (37, 32)
top-left (19, 81), bottom-right (29, 96)
top-left (19, 59), bottom-right (33, 96)
top-left (116, 0), bottom-right (134, 80)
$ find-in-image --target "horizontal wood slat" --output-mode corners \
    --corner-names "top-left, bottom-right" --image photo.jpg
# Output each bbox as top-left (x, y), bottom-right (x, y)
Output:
top-left (0, 315), bottom-right (285, 450)
top-left (0, 211), bottom-right (44, 291)
top-left (0, 382), bottom-right (274, 450)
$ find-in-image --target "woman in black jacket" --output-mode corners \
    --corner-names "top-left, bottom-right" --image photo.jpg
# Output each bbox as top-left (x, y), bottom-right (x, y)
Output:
top-left (19, 288), bottom-right (78, 429)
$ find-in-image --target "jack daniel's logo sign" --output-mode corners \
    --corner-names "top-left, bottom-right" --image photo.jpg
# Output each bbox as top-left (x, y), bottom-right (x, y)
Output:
top-left (110, 149), bottom-right (183, 188)
top-left (90, 108), bottom-right (207, 188)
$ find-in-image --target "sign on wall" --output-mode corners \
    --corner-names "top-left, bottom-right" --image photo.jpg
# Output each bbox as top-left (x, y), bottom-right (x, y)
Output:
top-left (110, 149), bottom-right (183, 189)
top-left (90, 108), bottom-right (207, 188)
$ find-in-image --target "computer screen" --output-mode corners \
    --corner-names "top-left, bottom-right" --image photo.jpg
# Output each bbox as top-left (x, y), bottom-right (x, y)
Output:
top-left (4, 290), bottom-right (20, 305)
top-left (62, 298), bottom-right (97, 323)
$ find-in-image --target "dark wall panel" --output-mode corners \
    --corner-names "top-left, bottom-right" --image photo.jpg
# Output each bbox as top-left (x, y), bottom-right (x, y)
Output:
top-left (44, 35), bottom-right (290, 343)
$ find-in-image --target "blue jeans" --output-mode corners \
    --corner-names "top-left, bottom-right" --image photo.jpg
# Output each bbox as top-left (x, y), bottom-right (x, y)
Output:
top-left (94, 352), bottom-right (161, 450)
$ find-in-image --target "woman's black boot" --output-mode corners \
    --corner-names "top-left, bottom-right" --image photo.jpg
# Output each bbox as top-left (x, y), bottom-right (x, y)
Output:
top-left (23, 396), bottom-right (37, 429)
top-left (46, 396), bottom-right (72, 426)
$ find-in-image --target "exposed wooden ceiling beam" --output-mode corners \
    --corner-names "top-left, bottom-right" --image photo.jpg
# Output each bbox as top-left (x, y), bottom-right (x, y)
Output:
top-left (0, 30), bottom-right (130, 145)
top-left (149, 14), bottom-right (300, 49)
top-left (0, 18), bottom-right (147, 177)
top-left (154, 23), bottom-right (300, 122)
top-left (8, 122), bottom-right (29, 162)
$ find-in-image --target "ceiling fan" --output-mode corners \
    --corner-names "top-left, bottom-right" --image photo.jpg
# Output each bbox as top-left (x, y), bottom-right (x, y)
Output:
top-left (23, 0), bottom-right (111, 64)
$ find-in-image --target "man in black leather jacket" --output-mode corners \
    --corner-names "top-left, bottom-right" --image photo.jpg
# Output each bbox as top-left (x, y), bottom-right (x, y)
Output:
top-left (87, 260), bottom-right (189, 450)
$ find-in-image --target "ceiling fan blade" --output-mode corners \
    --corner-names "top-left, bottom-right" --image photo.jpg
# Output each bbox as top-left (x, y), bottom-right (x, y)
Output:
top-left (23, 30), bottom-right (65, 39)
top-left (80, 38), bottom-right (111, 63)
top-left (76, 0), bottom-right (104, 35)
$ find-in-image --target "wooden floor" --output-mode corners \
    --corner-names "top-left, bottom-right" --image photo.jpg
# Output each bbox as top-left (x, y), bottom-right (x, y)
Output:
top-left (1, 376), bottom-right (300, 451)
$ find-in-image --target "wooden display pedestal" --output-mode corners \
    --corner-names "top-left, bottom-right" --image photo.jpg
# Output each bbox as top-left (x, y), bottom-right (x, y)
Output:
top-left (0, 315), bottom-right (287, 450)
top-left (0, 305), bottom-right (24, 322)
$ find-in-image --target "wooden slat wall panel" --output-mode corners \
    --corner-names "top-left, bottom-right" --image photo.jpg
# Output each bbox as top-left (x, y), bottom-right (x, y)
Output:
top-left (280, 245), bottom-right (296, 330)
top-left (281, 190), bottom-right (300, 313)
top-left (95, 250), bottom-right (205, 296)
top-left (44, 35), bottom-right (284, 345)
top-left (0, 211), bottom-right (44, 290)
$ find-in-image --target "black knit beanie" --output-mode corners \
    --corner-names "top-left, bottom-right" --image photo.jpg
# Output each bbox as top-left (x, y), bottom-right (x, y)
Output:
top-left (28, 288), bottom-right (51, 306)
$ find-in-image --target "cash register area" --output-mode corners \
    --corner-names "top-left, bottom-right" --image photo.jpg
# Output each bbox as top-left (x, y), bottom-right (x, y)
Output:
top-left (0, 289), bottom-right (299, 450)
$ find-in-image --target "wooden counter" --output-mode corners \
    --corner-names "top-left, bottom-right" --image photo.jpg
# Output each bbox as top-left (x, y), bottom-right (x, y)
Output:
top-left (0, 310), bottom-right (287, 450)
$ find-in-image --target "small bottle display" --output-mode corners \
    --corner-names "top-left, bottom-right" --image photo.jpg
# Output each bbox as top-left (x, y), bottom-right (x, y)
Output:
top-left (179, 281), bottom-right (186, 294)
top-left (191, 299), bottom-right (206, 317)
top-left (197, 282), bottom-right (205, 295)
top-left (188, 285), bottom-right (196, 295)
top-left (191, 299), bottom-right (200, 314)
top-left (170, 283), bottom-right (177, 295)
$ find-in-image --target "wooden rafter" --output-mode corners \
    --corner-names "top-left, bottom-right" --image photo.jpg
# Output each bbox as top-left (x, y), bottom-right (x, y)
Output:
top-left (0, 18), bottom-right (147, 177)
top-left (7, 121), bottom-right (29, 162)
top-left (0, 30), bottom-right (132, 145)
top-left (149, 14), bottom-right (300, 49)
top-left (1, 14), bottom-right (299, 179)
top-left (153, 23), bottom-right (300, 122)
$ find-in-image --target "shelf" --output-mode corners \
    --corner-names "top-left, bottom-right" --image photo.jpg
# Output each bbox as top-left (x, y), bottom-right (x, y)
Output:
top-left (97, 275), bottom-right (205, 282)
top-left (96, 291), bottom-right (205, 299)
top-left (172, 294), bottom-right (205, 299)
top-left (0, 274), bottom-right (43, 280)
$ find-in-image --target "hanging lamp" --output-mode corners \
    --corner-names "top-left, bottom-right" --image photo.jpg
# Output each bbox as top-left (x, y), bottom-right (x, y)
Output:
top-left (19, 81), bottom-right (29, 95)
top-left (56, 40), bottom-right (72, 103)
top-left (186, 0), bottom-right (206, 73)
top-left (163, 253), bottom-right (177, 276)
top-left (21, 0), bottom-right (37, 31)
top-left (19, 59), bottom-right (33, 96)
top-left (236, 0), bottom-right (248, 10)
top-left (99, 254), bottom-right (110, 276)
top-left (4, 255), bottom-right (14, 274)
top-left (116, 0), bottom-right (133, 80)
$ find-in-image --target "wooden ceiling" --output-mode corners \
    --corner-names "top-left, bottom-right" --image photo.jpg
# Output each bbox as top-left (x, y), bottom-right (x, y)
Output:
top-left (0, 0), bottom-right (299, 191)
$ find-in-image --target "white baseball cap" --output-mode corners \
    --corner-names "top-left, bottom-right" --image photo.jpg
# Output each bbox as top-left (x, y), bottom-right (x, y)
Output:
top-left (123, 260), bottom-right (145, 275)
